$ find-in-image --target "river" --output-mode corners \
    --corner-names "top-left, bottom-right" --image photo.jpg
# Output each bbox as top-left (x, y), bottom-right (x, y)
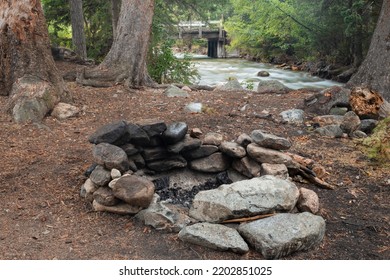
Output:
top-left (190, 56), bottom-right (343, 90)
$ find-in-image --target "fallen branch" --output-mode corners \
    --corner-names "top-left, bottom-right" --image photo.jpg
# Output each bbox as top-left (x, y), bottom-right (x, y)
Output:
top-left (293, 163), bottom-right (336, 190)
top-left (221, 213), bottom-right (275, 224)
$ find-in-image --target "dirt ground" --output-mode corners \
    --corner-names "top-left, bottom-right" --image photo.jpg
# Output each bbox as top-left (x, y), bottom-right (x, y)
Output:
top-left (0, 61), bottom-right (389, 260)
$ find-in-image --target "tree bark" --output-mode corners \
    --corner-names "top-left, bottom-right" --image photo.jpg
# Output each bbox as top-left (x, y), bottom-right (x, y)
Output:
top-left (78, 0), bottom-right (155, 88)
top-left (0, 0), bottom-right (68, 123)
top-left (69, 0), bottom-right (87, 60)
top-left (111, 0), bottom-right (121, 40)
top-left (348, 1), bottom-right (390, 101)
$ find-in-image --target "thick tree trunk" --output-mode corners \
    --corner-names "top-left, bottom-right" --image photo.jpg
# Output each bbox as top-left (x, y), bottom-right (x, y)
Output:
top-left (69, 0), bottom-right (87, 59)
top-left (111, 0), bottom-right (121, 40)
top-left (78, 0), bottom-right (155, 88)
top-left (0, 0), bottom-right (68, 123)
top-left (348, 1), bottom-right (390, 101)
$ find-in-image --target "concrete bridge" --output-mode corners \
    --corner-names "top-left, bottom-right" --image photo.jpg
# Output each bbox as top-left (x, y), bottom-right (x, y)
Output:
top-left (177, 20), bottom-right (227, 58)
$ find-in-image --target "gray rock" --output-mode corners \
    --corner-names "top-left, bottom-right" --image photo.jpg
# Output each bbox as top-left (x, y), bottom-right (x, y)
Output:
top-left (127, 123), bottom-right (150, 146)
top-left (257, 71), bottom-right (270, 77)
top-left (189, 175), bottom-right (299, 223)
top-left (89, 165), bottom-right (111, 187)
top-left (203, 132), bottom-right (223, 146)
top-left (111, 169), bottom-right (121, 179)
top-left (167, 135), bottom-right (202, 154)
top-left (257, 80), bottom-right (291, 94)
top-left (137, 119), bottom-right (167, 138)
top-left (312, 115), bottom-right (344, 126)
top-left (181, 145), bottom-right (219, 160)
top-left (340, 111), bottom-right (361, 134)
top-left (235, 133), bottom-right (252, 147)
top-left (80, 178), bottom-right (98, 202)
top-left (93, 186), bottom-right (120, 206)
top-left (164, 85), bottom-right (190, 97)
top-left (238, 212), bottom-right (325, 259)
top-left (261, 163), bottom-right (289, 179)
top-left (189, 153), bottom-right (231, 173)
top-left (147, 155), bottom-right (187, 172)
top-left (51, 102), bottom-right (79, 120)
top-left (329, 107), bottom-right (348, 116)
top-left (128, 153), bottom-right (146, 169)
top-left (350, 130), bottom-right (367, 138)
top-left (219, 141), bottom-right (246, 158)
top-left (142, 146), bottom-right (170, 162)
top-left (93, 200), bottom-right (142, 215)
top-left (251, 130), bottom-right (291, 150)
top-left (111, 175), bottom-right (155, 208)
top-left (190, 128), bottom-right (203, 138)
top-left (185, 102), bottom-right (202, 113)
top-left (246, 143), bottom-right (294, 167)
top-left (359, 119), bottom-right (378, 134)
top-left (179, 223), bottom-right (249, 254)
top-left (162, 122), bottom-right (188, 144)
top-left (280, 109), bottom-right (305, 124)
top-left (136, 199), bottom-right (191, 232)
top-left (92, 143), bottom-right (129, 172)
top-left (315, 125), bottom-right (343, 138)
top-left (304, 86), bottom-right (351, 115)
top-left (88, 120), bottom-right (129, 145)
top-left (216, 78), bottom-right (244, 91)
top-left (120, 143), bottom-right (139, 156)
top-left (297, 188), bottom-right (319, 214)
top-left (232, 157), bottom-right (261, 178)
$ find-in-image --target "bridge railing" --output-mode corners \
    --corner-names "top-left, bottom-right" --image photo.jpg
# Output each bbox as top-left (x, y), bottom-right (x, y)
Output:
top-left (177, 20), bottom-right (224, 39)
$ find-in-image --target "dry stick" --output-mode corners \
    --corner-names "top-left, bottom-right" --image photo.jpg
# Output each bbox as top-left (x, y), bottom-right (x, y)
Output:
top-left (296, 164), bottom-right (336, 190)
top-left (221, 213), bottom-right (275, 224)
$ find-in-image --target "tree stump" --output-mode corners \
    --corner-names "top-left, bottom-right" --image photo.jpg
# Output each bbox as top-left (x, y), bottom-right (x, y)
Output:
top-left (350, 87), bottom-right (390, 119)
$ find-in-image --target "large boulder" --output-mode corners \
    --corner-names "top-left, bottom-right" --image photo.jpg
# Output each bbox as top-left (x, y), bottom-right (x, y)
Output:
top-left (178, 223), bottom-right (249, 254)
top-left (189, 175), bottom-right (299, 223)
top-left (257, 80), bottom-right (291, 94)
top-left (110, 175), bottom-right (155, 208)
top-left (238, 212), bottom-right (326, 259)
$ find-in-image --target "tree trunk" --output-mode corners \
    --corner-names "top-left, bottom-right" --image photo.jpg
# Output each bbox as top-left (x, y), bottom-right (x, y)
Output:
top-left (111, 0), bottom-right (121, 40)
top-left (0, 0), bottom-right (68, 123)
top-left (78, 0), bottom-right (155, 88)
top-left (69, 0), bottom-right (87, 60)
top-left (348, 1), bottom-right (390, 102)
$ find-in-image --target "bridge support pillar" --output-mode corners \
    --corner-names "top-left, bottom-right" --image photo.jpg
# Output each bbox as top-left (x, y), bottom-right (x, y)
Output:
top-left (207, 39), bottom-right (226, 58)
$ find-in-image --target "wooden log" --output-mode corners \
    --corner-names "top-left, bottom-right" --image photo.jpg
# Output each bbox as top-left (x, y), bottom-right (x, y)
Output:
top-left (221, 213), bottom-right (275, 224)
top-left (350, 87), bottom-right (390, 119)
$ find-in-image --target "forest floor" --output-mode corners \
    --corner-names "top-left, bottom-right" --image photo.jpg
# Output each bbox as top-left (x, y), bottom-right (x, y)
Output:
top-left (0, 61), bottom-right (389, 260)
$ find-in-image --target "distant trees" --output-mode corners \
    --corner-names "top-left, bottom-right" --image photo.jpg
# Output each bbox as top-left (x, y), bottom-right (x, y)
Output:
top-left (69, 0), bottom-right (87, 59)
top-left (225, 0), bottom-right (383, 67)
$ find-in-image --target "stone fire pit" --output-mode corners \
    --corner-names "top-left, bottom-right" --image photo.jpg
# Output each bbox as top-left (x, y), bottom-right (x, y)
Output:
top-left (80, 119), bottom-right (326, 259)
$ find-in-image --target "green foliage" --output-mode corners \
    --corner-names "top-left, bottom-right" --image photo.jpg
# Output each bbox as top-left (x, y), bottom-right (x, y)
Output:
top-left (225, 0), bottom-right (382, 65)
top-left (147, 40), bottom-right (199, 84)
top-left (361, 117), bottom-right (390, 165)
top-left (42, 0), bottom-right (112, 61)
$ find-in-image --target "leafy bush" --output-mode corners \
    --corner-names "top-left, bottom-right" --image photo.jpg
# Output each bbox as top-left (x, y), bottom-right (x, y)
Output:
top-left (147, 41), bottom-right (199, 84)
